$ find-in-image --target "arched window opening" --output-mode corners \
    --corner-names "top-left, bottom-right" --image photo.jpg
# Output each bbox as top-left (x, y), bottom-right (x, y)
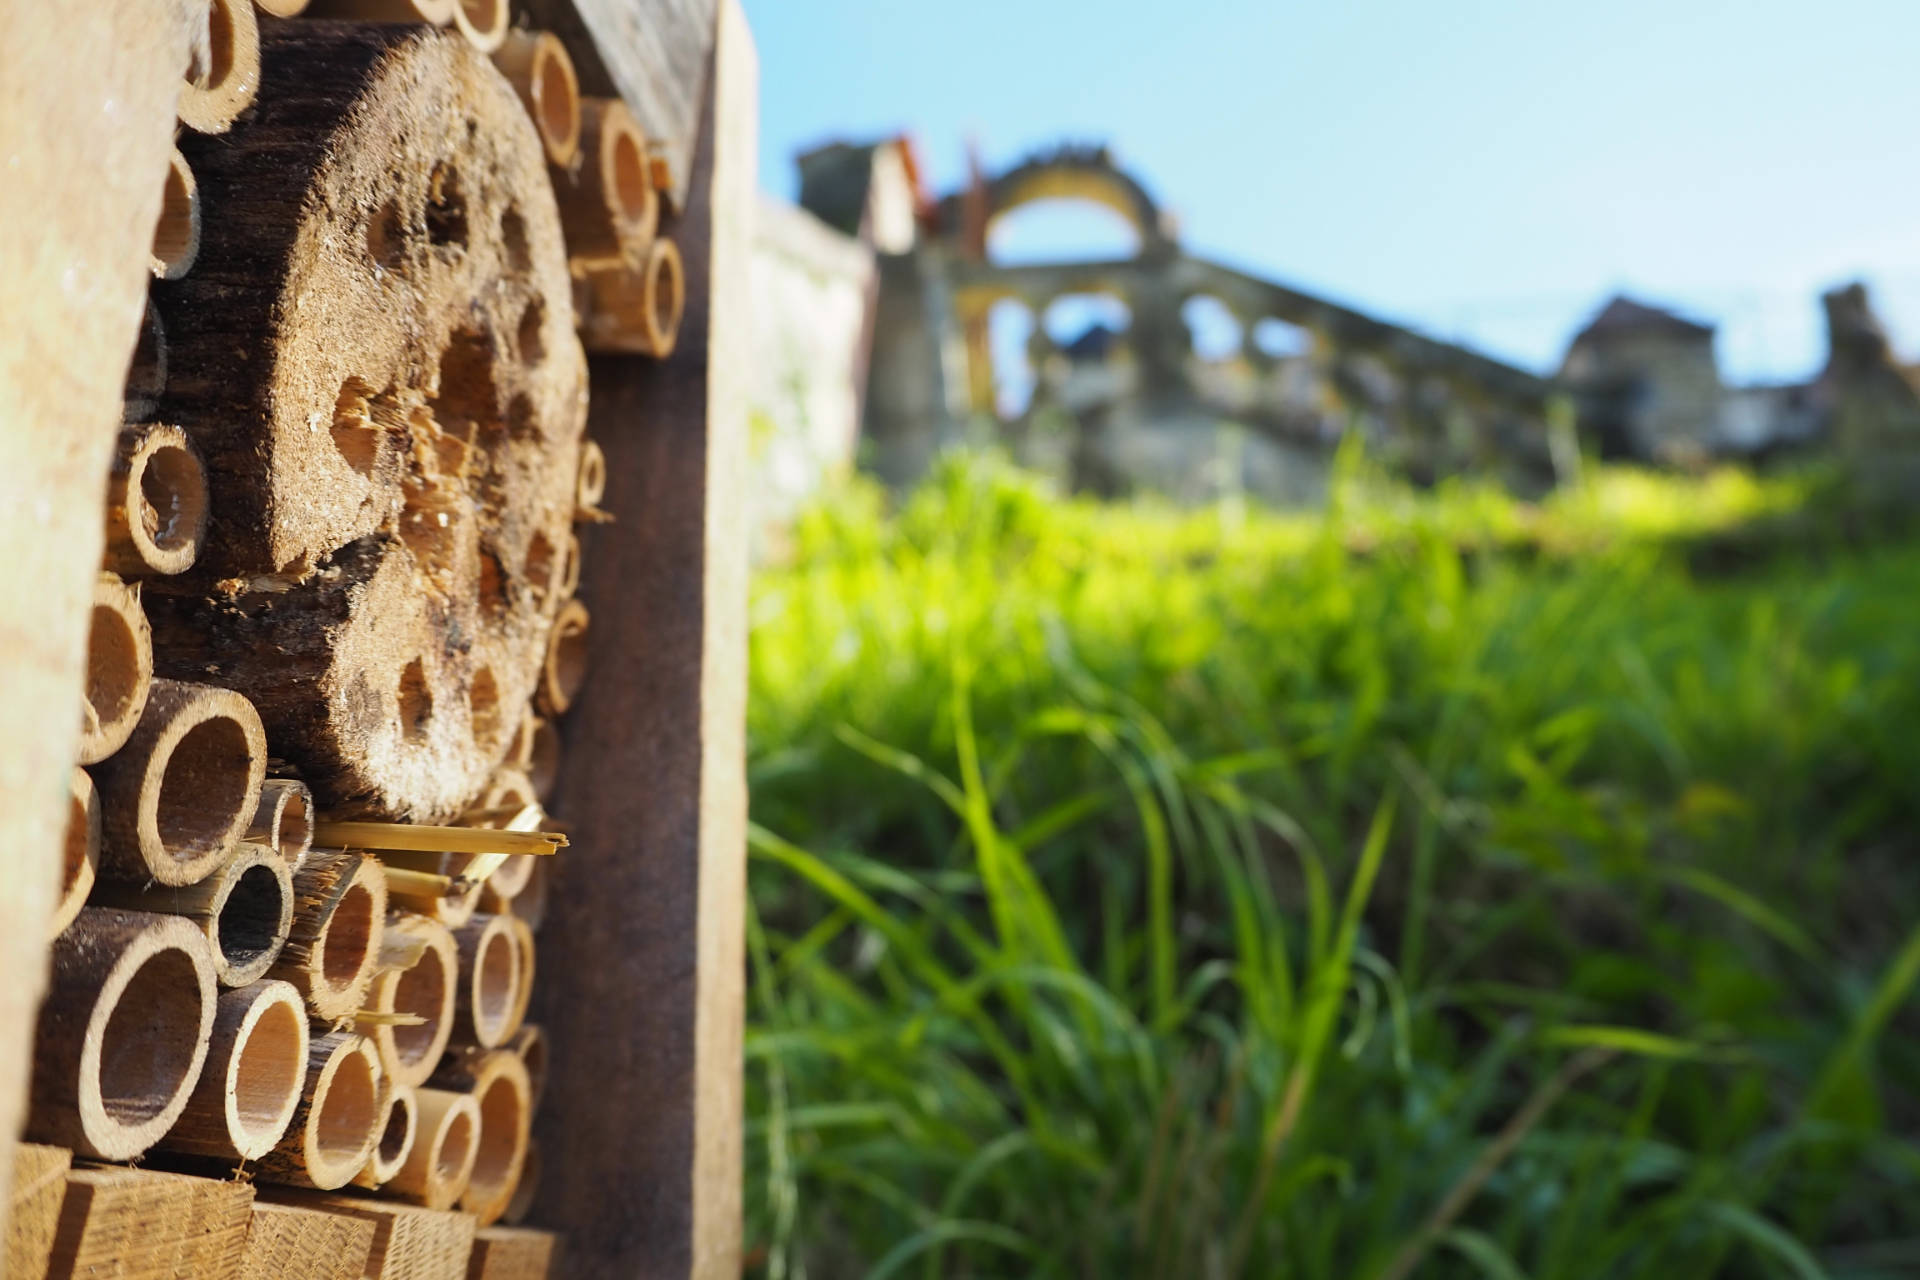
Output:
top-left (988, 298), bottom-right (1038, 418)
top-left (986, 199), bottom-right (1142, 267)
top-left (1182, 295), bottom-right (1243, 361)
top-left (1041, 293), bottom-right (1132, 363)
top-left (1252, 316), bottom-right (1312, 360)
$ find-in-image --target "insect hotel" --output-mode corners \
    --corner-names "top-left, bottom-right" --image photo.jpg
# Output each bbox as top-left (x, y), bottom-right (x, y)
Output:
top-left (0, 0), bottom-right (751, 1275)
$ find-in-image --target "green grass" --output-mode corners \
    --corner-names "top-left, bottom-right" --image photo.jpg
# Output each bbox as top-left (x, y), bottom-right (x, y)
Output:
top-left (744, 449), bottom-right (1920, 1279)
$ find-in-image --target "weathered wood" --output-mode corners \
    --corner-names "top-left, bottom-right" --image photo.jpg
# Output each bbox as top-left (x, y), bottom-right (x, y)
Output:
top-left (248, 778), bottom-right (316, 868)
top-left (518, 0), bottom-right (717, 209)
top-left (178, 0), bottom-right (261, 134)
top-left (51, 771), bottom-right (101, 941)
top-left (532, 5), bottom-right (751, 1272)
top-left (27, 909), bottom-right (218, 1161)
top-left (78, 575), bottom-right (154, 765)
top-left (44, 1165), bottom-right (253, 1279)
top-left (267, 850), bottom-right (388, 1022)
top-left (92, 843), bottom-right (294, 986)
top-left (152, 146), bottom-right (202, 279)
top-left (103, 423), bottom-right (209, 578)
top-left (264, 1191), bottom-right (478, 1280)
top-left (238, 1200), bottom-right (376, 1280)
top-left (6, 1144), bottom-right (70, 1280)
top-left (466, 1226), bottom-right (557, 1280)
top-left (0, 0), bottom-right (206, 1233)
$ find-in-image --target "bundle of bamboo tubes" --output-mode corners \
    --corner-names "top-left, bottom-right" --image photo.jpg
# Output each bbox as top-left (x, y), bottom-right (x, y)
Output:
top-left (6, 5), bottom-right (666, 1275)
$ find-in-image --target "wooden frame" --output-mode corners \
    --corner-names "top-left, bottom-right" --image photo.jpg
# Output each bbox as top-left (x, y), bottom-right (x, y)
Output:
top-left (0, 2), bottom-right (751, 1275)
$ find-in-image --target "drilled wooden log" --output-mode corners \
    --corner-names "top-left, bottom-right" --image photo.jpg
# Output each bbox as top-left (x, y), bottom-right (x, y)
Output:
top-left (249, 777), bottom-right (316, 868)
top-left (556, 96), bottom-right (655, 265)
top-left (25, 909), bottom-right (216, 1160)
top-left (77, 574), bottom-right (153, 765)
top-left (103, 424), bottom-right (209, 577)
top-left (387, 1087), bottom-right (479, 1210)
top-left (367, 913), bottom-right (459, 1089)
top-left (90, 677), bottom-right (265, 886)
top-left (257, 1032), bottom-right (384, 1190)
top-left (178, 0), bottom-right (261, 134)
top-left (493, 31), bottom-right (579, 169)
top-left (427, 1048), bottom-right (529, 1227)
top-left (159, 979), bottom-right (308, 1161)
top-left (353, 1082), bottom-right (417, 1189)
top-left (51, 771), bottom-right (100, 940)
top-left (149, 24), bottom-right (587, 823)
top-left (92, 842), bottom-right (293, 986)
top-left (267, 850), bottom-right (387, 1021)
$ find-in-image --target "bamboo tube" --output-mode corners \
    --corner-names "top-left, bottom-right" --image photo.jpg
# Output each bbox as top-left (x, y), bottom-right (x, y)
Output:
top-left (510, 857), bottom-right (548, 931)
top-left (451, 915), bottom-right (520, 1049)
top-left (366, 914), bottom-right (458, 1089)
top-left (257, 1032), bottom-right (384, 1190)
top-left (124, 301), bottom-right (167, 422)
top-left (300, 0), bottom-right (454, 21)
top-left (152, 147), bottom-right (201, 280)
top-left (501, 914), bottom-right (534, 1042)
top-left (428, 1049), bottom-right (530, 1226)
top-left (556, 531), bottom-right (582, 602)
top-left (493, 31), bottom-right (580, 169)
top-left (268, 851), bottom-right (388, 1021)
top-left (528, 716), bottom-right (559, 802)
top-left (579, 237), bottom-right (684, 358)
top-left (53, 769), bottom-right (101, 938)
top-left (179, 0), bottom-right (261, 135)
top-left (501, 1137), bottom-right (539, 1224)
top-left (353, 1083), bottom-right (418, 1189)
top-left (575, 437), bottom-right (606, 513)
top-left (556, 97), bottom-right (655, 264)
top-left (505, 1024), bottom-right (545, 1110)
top-left (316, 821), bottom-right (565, 858)
top-left (382, 858), bottom-right (483, 928)
top-left (467, 770), bottom-right (538, 902)
top-left (159, 979), bottom-right (308, 1161)
top-left (78, 574), bottom-right (154, 765)
top-left (247, 778), bottom-right (315, 869)
top-left (388, 1087), bottom-right (480, 1210)
top-left (534, 600), bottom-right (589, 717)
top-left (451, 0), bottom-right (508, 52)
top-left (26, 909), bottom-right (217, 1160)
top-left (92, 842), bottom-right (294, 987)
top-left (91, 678), bottom-right (266, 886)
top-left (104, 424), bottom-right (209, 577)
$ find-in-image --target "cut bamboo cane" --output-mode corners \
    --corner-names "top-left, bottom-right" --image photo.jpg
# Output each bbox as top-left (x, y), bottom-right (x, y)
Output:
top-left (26, 909), bottom-right (217, 1160)
top-left (300, 0), bottom-right (455, 22)
top-left (510, 857), bottom-right (548, 931)
top-left (467, 769), bottom-right (538, 901)
top-left (579, 237), bottom-right (684, 358)
top-left (104, 423), bottom-right (209, 577)
top-left (258, 1032), bottom-right (384, 1190)
top-left (381, 858), bottom-right (482, 928)
top-left (353, 1083), bottom-right (417, 1189)
top-left (366, 913), bottom-right (458, 1089)
top-left (386, 1087), bottom-right (479, 1210)
top-left (451, 0), bottom-right (508, 53)
top-left (92, 842), bottom-right (294, 986)
top-left (452, 915), bottom-right (520, 1049)
top-left (575, 437), bottom-right (606, 513)
top-left (556, 97), bottom-right (656, 264)
top-left (249, 777), bottom-right (316, 869)
top-left (499, 1139), bottom-right (539, 1225)
top-left (317, 820), bottom-right (565, 858)
top-left (501, 914), bottom-right (534, 1042)
top-left (78, 573), bottom-right (154, 765)
top-left (428, 1049), bottom-right (530, 1227)
top-left (160, 979), bottom-right (308, 1161)
top-left (52, 769), bottom-right (101, 939)
top-left (152, 146), bottom-right (202, 280)
top-left (91, 678), bottom-right (265, 885)
top-left (505, 1024), bottom-right (545, 1110)
top-left (556, 531), bottom-right (581, 602)
top-left (493, 31), bottom-right (579, 169)
top-left (124, 300), bottom-right (168, 421)
top-left (179, 0), bottom-right (261, 134)
top-left (269, 851), bottom-right (388, 1021)
top-left (534, 600), bottom-right (589, 717)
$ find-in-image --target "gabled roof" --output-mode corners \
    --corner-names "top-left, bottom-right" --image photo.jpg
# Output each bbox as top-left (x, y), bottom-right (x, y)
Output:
top-left (1576, 295), bottom-right (1716, 342)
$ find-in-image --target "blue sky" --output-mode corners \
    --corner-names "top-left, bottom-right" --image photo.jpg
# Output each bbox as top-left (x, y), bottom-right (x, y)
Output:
top-left (740, 0), bottom-right (1920, 383)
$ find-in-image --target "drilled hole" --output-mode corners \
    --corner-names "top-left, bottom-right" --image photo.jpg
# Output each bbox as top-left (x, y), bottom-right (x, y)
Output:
top-left (499, 206), bottom-right (531, 276)
top-left (524, 532), bottom-right (555, 602)
top-left (517, 299), bottom-right (545, 365)
top-left (469, 668), bottom-right (502, 751)
top-left (426, 162), bottom-right (468, 248)
top-left (367, 197), bottom-right (407, 272)
top-left (333, 378), bottom-right (382, 476)
top-left (397, 657), bottom-right (432, 744)
top-left (399, 479), bottom-right (459, 584)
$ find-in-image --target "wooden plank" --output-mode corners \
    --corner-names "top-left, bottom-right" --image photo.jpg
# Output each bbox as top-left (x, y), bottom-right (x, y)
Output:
top-left (519, 0), bottom-right (716, 209)
top-left (0, 0), bottom-right (206, 1245)
top-left (531, 4), bottom-right (751, 1277)
top-left (6, 1144), bottom-right (70, 1280)
top-left (263, 1193), bottom-right (477, 1280)
top-left (465, 1226), bottom-right (558, 1280)
top-left (44, 1166), bottom-right (253, 1279)
top-left (237, 1201), bottom-right (375, 1280)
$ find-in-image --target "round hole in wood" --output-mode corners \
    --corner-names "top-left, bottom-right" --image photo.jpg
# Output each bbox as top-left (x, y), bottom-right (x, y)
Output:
top-left (232, 996), bottom-right (303, 1139)
top-left (523, 532), bottom-right (555, 602)
top-left (320, 883), bottom-right (375, 989)
top-left (139, 444), bottom-right (208, 553)
top-left (313, 1047), bottom-right (378, 1160)
top-left (397, 657), bottom-right (433, 744)
top-left (367, 196), bottom-right (407, 273)
top-left (498, 205), bottom-right (531, 276)
top-left (390, 949), bottom-right (448, 1068)
top-left (216, 864), bottom-right (286, 972)
top-left (332, 378), bottom-right (381, 476)
top-left (85, 604), bottom-right (140, 738)
top-left (97, 948), bottom-right (203, 1127)
top-left (155, 716), bottom-right (253, 859)
top-left (516, 298), bottom-right (545, 365)
top-left (468, 668), bottom-right (502, 753)
top-left (426, 161), bottom-right (468, 248)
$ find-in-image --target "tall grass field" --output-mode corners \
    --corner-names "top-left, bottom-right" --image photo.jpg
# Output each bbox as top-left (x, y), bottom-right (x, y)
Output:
top-left (744, 450), bottom-right (1920, 1279)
